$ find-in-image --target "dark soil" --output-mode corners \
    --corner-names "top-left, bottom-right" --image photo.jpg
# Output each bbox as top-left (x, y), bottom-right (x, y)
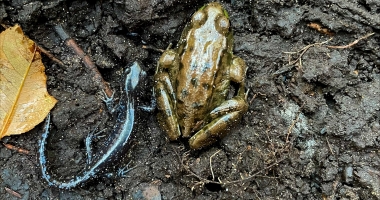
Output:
top-left (1, 0), bottom-right (380, 199)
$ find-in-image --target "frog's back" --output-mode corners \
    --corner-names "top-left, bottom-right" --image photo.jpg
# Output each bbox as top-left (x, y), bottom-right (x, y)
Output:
top-left (175, 4), bottom-right (231, 136)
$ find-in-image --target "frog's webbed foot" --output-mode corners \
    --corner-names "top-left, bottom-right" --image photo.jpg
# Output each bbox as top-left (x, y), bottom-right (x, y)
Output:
top-left (188, 96), bottom-right (248, 150)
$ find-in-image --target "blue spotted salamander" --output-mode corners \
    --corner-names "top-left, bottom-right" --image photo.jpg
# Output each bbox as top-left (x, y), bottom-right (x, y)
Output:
top-left (39, 62), bottom-right (145, 189)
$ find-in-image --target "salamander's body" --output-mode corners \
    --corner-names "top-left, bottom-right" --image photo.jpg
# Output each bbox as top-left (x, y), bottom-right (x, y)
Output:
top-left (39, 62), bottom-right (145, 189)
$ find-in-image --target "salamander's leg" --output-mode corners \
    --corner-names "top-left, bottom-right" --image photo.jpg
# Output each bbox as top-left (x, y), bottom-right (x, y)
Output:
top-left (100, 161), bottom-right (138, 179)
top-left (101, 89), bottom-right (116, 113)
top-left (101, 87), bottom-right (125, 115)
top-left (138, 89), bottom-right (156, 112)
top-left (117, 161), bottom-right (139, 177)
top-left (84, 126), bottom-right (106, 165)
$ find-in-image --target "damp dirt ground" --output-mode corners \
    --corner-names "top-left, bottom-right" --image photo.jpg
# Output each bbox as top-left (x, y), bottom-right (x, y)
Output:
top-left (1, 0), bottom-right (380, 199)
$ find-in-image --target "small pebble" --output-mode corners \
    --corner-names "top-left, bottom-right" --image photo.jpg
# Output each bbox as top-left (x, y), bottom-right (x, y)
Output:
top-left (133, 185), bottom-right (161, 200)
top-left (343, 166), bottom-right (353, 184)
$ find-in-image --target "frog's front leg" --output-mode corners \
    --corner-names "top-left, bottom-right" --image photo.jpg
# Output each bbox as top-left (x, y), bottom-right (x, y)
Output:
top-left (154, 50), bottom-right (181, 141)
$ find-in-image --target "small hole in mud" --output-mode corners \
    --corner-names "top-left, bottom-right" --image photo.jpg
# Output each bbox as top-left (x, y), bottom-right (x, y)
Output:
top-left (323, 93), bottom-right (337, 110)
top-left (205, 176), bottom-right (223, 191)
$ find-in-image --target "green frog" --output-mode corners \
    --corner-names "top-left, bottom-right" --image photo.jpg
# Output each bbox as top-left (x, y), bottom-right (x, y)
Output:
top-left (154, 2), bottom-right (248, 149)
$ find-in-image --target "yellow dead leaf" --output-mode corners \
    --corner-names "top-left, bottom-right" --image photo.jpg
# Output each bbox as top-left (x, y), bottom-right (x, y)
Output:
top-left (0, 25), bottom-right (57, 139)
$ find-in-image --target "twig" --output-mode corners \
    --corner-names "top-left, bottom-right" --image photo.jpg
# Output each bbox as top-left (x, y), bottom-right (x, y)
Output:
top-left (325, 137), bottom-right (334, 155)
top-left (2, 143), bottom-right (30, 154)
top-left (5, 187), bottom-right (22, 198)
top-left (142, 45), bottom-right (165, 53)
top-left (249, 93), bottom-right (257, 105)
top-left (286, 113), bottom-right (300, 143)
top-left (284, 38), bottom-right (333, 67)
top-left (249, 92), bottom-right (266, 105)
top-left (327, 33), bottom-right (374, 49)
top-left (54, 24), bottom-right (113, 98)
top-left (209, 150), bottom-right (221, 181)
top-left (235, 145), bottom-right (251, 168)
top-left (366, 168), bottom-right (380, 177)
top-left (182, 151), bottom-right (287, 186)
top-left (37, 45), bottom-right (65, 67)
top-left (223, 156), bottom-right (286, 185)
top-left (286, 104), bottom-right (304, 143)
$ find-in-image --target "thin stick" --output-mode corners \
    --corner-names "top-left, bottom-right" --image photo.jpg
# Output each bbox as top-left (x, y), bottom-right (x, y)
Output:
top-left (209, 150), bottom-right (221, 181)
top-left (5, 187), bottom-right (22, 198)
top-left (284, 38), bottom-right (333, 66)
top-left (142, 45), bottom-right (165, 53)
top-left (2, 143), bottom-right (30, 154)
top-left (365, 169), bottom-right (380, 176)
top-left (326, 137), bottom-right (334, 155)
top-left (286, 104), bottom-right (304, 143)
top-left (222, 156), bottom-right (286, 185)
top-left (249, 92), bottom-right (266, 105)
top-left (54, 24), bottom-right (113, 98)
top-left (327, 33), bottom-right (374, 49)
top-left (182, 151), bottom-right (287, 186)
top-left (37, 45), bottom-right (65, 67)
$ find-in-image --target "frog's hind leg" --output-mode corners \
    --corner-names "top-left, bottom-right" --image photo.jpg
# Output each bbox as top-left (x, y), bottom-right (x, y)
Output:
top-left (155, 73), bottom-right (181, 141)
top-left (188, 96), bottom-right (248, 149)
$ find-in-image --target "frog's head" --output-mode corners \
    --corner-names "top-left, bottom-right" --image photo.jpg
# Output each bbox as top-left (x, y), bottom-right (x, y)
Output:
top-left (191, 2), bottom-right (230, 35)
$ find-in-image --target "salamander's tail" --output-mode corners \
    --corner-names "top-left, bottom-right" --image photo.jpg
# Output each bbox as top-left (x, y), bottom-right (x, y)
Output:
top-left (39, 114), bottom-right (91, 189)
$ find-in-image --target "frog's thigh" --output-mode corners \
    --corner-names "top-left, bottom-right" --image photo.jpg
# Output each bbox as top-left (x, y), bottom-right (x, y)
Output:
top-left (189, 111), bottom-right (241, 149)
top-left (155, 74), bottom-right (181, 141)
top-left (189, 97), bottom-right (247, 149)
top-left (229, 57), bottom-right (247, 83)
top-left (209, 96), bottom-right (247, 119)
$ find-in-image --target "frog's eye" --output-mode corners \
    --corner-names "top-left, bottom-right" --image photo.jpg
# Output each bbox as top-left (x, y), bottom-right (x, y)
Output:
top-left (215, 16), bottom-right (230, 35)
top-left (191, 10), bottom-right (206, 27)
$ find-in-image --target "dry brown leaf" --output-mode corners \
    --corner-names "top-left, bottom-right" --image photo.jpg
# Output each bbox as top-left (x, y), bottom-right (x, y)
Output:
top-left (0, 24), bottom-right (57, 139)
